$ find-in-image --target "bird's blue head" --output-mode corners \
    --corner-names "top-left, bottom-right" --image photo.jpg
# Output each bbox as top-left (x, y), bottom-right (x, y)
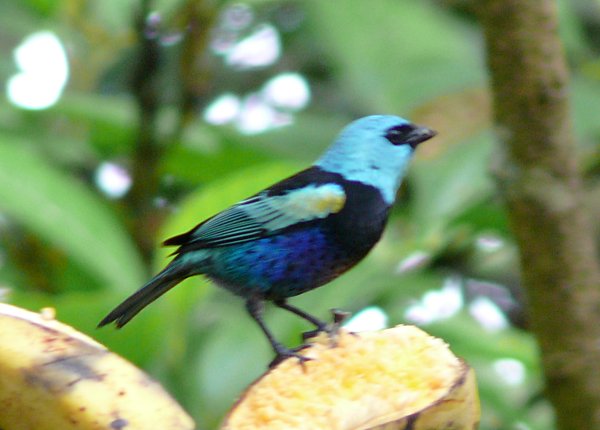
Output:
top-left (315, 115), bottom-right (436, 204)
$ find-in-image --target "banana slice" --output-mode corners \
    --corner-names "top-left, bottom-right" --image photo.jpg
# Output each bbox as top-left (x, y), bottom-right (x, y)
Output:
top-left (0, 303), bottom-right (194, 430)
top-left (222, 325), bottom-right (480, 430)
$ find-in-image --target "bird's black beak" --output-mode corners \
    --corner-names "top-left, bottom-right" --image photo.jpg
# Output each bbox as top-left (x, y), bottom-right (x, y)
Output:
top-left (406, 125), bottom-right (437, 149)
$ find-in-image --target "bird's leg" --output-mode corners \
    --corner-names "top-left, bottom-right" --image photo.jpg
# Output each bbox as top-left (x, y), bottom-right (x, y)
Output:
top-left (273, 299), bottom-right (329, 340)
top-left (274, 299), bottom-right (328, 328)
top-left (245, 297), bottom-right (311, 368)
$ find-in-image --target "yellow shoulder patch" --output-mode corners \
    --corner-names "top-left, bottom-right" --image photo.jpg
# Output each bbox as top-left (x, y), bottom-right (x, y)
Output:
top-left (285, 184), bottom-right (346, 220)
top-left (311, 186), bottom-right (346, 214)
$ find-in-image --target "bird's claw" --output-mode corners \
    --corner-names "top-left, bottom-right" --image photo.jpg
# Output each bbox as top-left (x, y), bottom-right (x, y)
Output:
top-left (270, 309), bottom-right (354, 368)
top-left (269, 345), bottom-right (312, 369)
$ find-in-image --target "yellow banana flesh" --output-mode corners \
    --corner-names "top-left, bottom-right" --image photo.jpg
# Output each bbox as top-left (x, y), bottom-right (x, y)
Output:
top-left (222, 325), bottom-right (480, 430)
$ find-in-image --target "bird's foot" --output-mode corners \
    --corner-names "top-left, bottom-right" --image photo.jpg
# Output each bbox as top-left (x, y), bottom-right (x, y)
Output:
top-left (269, 345), bottom-right (312, 369)
top-left (270, 309), bottom-right (354, 368)
top-left (302, 308), bottom-right (352, 346)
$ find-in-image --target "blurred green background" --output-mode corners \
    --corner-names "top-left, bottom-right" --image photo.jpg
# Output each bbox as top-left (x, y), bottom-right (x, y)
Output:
top-left (1, 0), bottom-right (600, 428)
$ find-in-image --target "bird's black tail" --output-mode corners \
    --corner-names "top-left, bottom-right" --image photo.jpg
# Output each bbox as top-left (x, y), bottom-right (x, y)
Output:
top-left (98, 260), bottom-right (192, 328)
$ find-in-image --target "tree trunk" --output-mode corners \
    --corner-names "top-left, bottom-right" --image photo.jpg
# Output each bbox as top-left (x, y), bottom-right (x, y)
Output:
top-left (476, 1), bottom-right (600, 428)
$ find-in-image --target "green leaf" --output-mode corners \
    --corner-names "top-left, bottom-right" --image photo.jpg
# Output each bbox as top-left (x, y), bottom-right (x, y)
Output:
top-left (229, 113), bottom-right (350, 162)
top-left (161, 136), bottom-right (272, 184)
top-left (409, 131), bottom-right (495, 239)
top-left (55, 93), bottom-right (136, 157)
top-left (304, 0), bottom-right (483, 113)
top-left (0, 135), bottom-right (145, 291)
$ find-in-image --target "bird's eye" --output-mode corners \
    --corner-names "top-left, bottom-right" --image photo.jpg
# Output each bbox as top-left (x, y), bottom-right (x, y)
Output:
top-left (384, 124), bottom-right (415, 146)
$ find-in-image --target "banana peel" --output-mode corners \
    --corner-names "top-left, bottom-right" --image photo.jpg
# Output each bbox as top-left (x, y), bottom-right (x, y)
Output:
top-left (0, 303), bottom-right (194, 430)
top-left (222, 325), bottom-right (480, 430)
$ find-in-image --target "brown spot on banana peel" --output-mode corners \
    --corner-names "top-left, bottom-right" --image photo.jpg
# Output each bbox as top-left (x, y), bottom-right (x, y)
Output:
top-left (22, 350), bottom-right (107, 394)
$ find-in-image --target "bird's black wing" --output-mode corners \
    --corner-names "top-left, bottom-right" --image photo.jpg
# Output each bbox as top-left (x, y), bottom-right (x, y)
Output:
top-left (165, 167), bottom-right (347, 253)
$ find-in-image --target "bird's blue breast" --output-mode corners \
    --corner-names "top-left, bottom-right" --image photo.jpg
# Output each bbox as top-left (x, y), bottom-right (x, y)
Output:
top-left (205, 226), bottom-right (353, 300)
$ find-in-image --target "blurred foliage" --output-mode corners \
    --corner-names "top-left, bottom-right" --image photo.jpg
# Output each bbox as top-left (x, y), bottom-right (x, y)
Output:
top-left (0, 0), bottom-right (599, 429)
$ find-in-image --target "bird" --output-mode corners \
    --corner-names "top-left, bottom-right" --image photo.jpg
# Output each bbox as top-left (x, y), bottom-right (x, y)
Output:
top-left (99, 115), bottom-right (436, 365)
